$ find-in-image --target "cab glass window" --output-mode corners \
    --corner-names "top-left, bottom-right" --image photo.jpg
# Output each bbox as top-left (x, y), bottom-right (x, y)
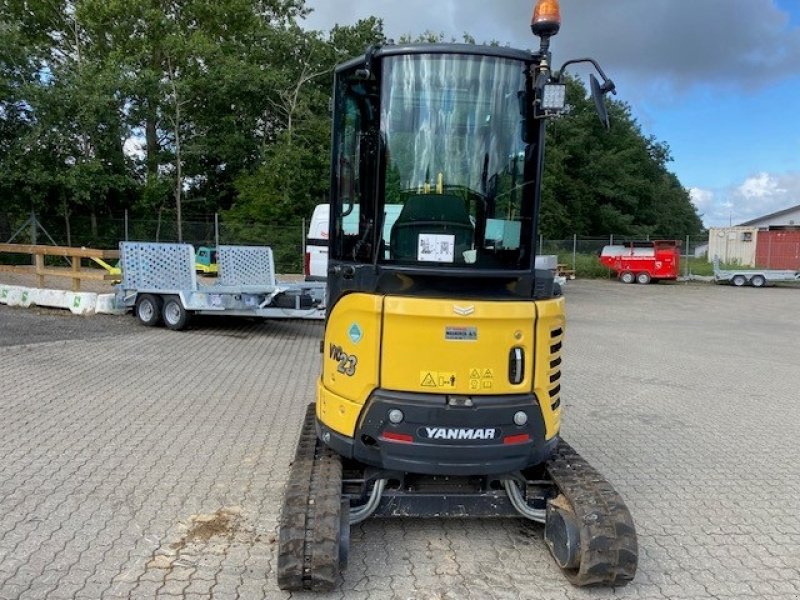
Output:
top-left (379, 53), bottom-right (530, 269)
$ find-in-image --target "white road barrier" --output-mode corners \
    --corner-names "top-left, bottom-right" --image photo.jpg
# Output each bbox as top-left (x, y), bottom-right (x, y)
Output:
top-left (95, 293), bottom-right (126, 315)
top-left (0, 283), bottom-right (125, 316)
top-left (0, 285), bottom-right (25, 307)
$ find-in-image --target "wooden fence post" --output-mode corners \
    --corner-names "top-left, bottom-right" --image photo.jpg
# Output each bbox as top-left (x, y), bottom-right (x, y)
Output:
top-left (72, 256), bottom-right (81, 291)
top-left (35, 252), bottom-right (44, 288)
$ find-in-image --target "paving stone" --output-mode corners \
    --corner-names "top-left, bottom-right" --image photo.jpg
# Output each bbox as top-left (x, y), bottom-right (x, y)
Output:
top-left (1, 282), bottom-right (799, 599)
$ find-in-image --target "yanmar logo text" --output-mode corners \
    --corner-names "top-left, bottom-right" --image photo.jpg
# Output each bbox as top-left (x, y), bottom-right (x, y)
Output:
top-left (418, 427), bottom-right (499, 441)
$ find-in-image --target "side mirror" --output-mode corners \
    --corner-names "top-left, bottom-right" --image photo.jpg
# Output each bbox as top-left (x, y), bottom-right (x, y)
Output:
top-left (590, 74), bottom-right (610, 129)
top-left (556, 58), bottom-right (616, 128)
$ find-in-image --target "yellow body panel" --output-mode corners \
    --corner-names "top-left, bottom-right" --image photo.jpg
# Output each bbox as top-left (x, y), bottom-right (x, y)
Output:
top-left (317, 293), bottom-right (383, 436)
top-left (316, 381), bottom-right (365, 438)
top-left (381, 297), bottom-right (536, 395)
top-left (318, 292), bottom-right (566, 441)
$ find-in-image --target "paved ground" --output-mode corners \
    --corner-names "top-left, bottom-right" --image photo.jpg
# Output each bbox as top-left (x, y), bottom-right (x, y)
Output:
top-left (1, 280), bottom-right (799, 600)
top-left (0, 306), bottom-right (136, 347)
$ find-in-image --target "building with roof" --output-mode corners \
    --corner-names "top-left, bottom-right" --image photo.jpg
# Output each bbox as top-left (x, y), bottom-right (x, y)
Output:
top-left (709, 203), bottom-right (800, 268)
top-left (738, 203), bottom-right (800, 229)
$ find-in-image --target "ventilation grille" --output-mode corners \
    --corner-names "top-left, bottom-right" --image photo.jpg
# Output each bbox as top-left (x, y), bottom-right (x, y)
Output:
top-left (548, 326), bottom-right (563, 410)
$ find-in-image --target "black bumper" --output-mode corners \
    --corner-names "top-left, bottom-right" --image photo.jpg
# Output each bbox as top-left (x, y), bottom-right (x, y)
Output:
top-left (317, 389), bottom-right (559, 476)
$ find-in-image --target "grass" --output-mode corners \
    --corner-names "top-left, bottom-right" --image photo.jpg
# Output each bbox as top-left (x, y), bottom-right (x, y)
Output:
top-left (556, 253), bottom-right (614, 279)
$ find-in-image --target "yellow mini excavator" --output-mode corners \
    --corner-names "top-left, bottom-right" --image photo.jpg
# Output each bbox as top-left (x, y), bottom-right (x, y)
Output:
top-left (277, 0), bottom-right (637, 590)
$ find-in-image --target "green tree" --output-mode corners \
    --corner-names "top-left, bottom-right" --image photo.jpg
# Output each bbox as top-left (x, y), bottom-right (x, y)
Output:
top-left (226, 17), bottom-right (386, 225)
top-left (541, 76), bottom-right (703, 238)
top-left (1, 4), bottom-right (702, 249)
top-left (0, 0), bottom-right (135, 243)
top-left (75, 0), bottom-right (309, 238)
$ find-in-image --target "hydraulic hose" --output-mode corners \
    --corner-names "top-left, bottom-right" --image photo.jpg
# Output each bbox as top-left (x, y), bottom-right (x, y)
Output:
top-left (349, 479), bottom-right (387, 524)
top-left (503, 479), bottom-right (547, 523)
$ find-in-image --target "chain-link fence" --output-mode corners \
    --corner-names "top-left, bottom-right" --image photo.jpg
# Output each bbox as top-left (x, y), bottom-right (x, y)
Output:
top-left (0, 212), bottom-right (308, 273)
top-left (539, 235), bottom-right (713, 279)
top-left (2, 211), bottom-right (719, 277)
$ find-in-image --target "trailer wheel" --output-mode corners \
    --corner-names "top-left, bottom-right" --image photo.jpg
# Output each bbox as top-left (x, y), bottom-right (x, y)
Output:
top-left (635, 272), bottom-right (651, 285)
top-left (135, 294), bottom-right (163, 327)
top-left (162, 296), bottom-right (190, 331)
top-left (750, 274), bottom-right (766, 288)
top-left (732, 275), bottom-right (747, 287)
top-left (620, 271), bottom-right (635, 284)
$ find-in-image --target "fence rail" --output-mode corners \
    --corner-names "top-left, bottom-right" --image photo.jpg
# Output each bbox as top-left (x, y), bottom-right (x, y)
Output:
top-left (0, 243), bottom-right (120, 291)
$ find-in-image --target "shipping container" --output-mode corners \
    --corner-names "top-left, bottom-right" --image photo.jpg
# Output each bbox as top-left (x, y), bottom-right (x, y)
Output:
top-left (754, 230), bottom-right (800, 270)
top-left (707, 227), bottom-right (758, 267)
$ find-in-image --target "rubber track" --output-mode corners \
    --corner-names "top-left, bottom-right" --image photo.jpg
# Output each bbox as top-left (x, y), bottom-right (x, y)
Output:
top-left (277, 403), bottom-right (344, 591)
top-left (545, 440), bottom-right (638, 586)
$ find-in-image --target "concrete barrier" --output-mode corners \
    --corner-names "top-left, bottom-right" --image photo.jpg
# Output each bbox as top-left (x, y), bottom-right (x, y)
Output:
top-left (20, 287), bottom-right (33, 307)
top-left (31, 288), bottom-right (96, 314)
top-left (0, 285), bottom-right (25, 307)
top-left (34, 288), bottom-right (67, 311)
top-left (0, 283), bottom-right (110, 316)
top-left (66, 292), bottom-right (98, 315)
top-left (95, 293), bottom-right (126, 315)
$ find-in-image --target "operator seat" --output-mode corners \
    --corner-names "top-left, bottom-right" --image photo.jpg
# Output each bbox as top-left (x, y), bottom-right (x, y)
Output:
top-left (390, 194), bottom-right (474, 262)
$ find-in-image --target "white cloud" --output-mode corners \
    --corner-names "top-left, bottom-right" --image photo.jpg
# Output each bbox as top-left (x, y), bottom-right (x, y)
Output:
top-left (737, 172), bottom-right (786, 199)
top-left (690, 187), bottom-right (714, 210)
top-left (301, 0), bottom-right (800, 94)
top-left (697, 172), bottom-right (800, 227)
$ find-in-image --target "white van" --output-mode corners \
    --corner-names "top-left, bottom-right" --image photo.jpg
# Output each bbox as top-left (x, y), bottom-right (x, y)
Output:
top-left (304, 204), bottom-right (331, 280)
top-left (304, 204), bottom-right (356, 281)
top-left (304, 203), bottom-right (402, 280)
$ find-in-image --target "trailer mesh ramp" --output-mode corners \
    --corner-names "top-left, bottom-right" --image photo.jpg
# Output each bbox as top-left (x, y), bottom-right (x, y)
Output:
top-left (217, 245), bottom-right (276, 287)
top-left (120, 242), bottom-right (196, 291)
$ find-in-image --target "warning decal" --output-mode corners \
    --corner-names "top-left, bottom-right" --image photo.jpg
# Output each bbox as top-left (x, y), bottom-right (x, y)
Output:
top-left (469, 367), bottom-right (494, 390)
top-left (419, 371), bottom-right (456, 389)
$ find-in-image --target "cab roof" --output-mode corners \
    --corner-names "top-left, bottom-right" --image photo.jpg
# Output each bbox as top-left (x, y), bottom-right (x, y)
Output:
top-left (335, 43), bottom-right (535, 74)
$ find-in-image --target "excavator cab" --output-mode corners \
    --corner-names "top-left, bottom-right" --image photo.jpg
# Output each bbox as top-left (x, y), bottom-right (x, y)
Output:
top-left (328, 47), bottom-right (543, 294)
top-left (278, 1), bottom-right (637, 592)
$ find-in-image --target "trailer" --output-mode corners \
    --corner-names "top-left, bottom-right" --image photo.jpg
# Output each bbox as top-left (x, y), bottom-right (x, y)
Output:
top-left (713, 257), bottom-right (800, 287)
top-left (116, 242), bottom-right (325, 329)
top-left (599, 240), bottom-right (680, 284)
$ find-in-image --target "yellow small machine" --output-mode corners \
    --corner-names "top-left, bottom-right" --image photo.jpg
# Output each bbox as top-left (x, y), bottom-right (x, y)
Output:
top-left (278, 1), bottom-right (637, 591)
top-left (91, 246), bottom-right (218, 280)
top-left (194, 246), bottom-right (218, 275)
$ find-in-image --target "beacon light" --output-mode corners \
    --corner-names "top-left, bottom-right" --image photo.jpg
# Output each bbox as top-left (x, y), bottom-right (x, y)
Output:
top-left (531, 0), bottom-right (561, 38)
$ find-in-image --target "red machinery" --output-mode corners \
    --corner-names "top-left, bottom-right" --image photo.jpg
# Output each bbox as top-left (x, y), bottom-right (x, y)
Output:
top-left (600, 240), bottom-right (681, 284)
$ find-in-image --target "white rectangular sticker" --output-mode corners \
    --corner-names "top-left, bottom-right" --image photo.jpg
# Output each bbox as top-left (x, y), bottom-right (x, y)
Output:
top-left (417, 234), bottom-right (455, 263)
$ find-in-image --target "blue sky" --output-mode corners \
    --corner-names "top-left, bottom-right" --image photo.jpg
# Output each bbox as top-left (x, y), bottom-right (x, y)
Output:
top-left (302, 0), bottom-right (800, 228)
